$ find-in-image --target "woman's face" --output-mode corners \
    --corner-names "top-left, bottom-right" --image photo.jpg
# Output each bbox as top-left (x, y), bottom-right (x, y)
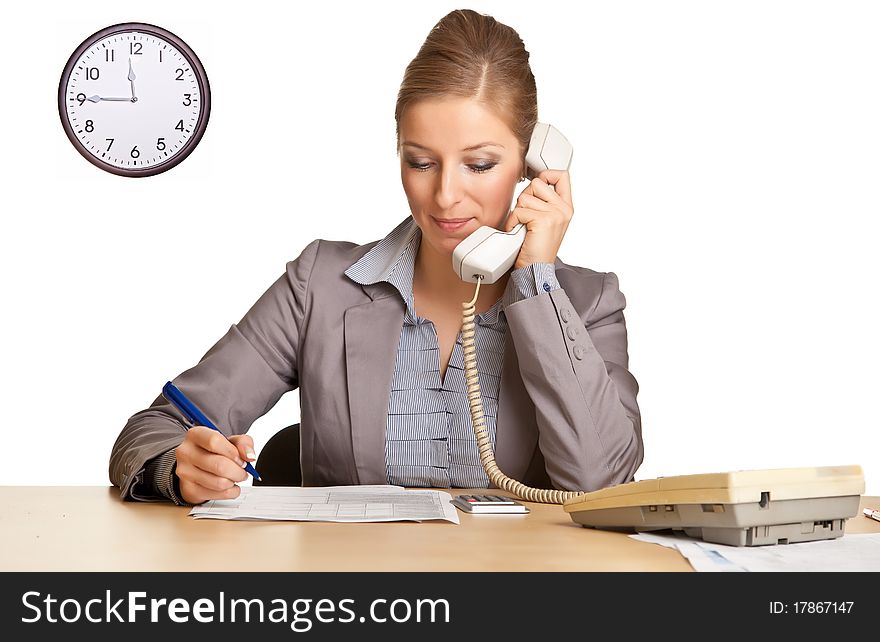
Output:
top-left (398, 97), bottom-right (524, 257)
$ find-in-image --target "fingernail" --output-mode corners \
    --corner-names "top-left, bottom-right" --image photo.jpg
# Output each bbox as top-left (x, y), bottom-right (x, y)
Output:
top-left (246, 449), bottom-right (256, 461)
top-left (235, 457), bottom-right (245, 467)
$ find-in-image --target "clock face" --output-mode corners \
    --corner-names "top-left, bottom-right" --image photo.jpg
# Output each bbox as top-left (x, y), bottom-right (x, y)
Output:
top-left (58, 23), bottom-right (210, 177)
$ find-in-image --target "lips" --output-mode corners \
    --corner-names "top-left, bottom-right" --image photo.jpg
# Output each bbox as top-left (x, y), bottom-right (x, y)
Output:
top-left (432, 217), bottom-right (472, 233)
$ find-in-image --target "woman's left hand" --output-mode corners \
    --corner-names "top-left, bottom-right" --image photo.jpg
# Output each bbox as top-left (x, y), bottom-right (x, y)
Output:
top-left (503, 169), bottom-right (574, 270)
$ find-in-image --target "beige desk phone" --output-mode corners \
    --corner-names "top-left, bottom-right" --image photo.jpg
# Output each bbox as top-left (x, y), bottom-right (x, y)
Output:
top-left (450, 124), bottom-right (866, 546)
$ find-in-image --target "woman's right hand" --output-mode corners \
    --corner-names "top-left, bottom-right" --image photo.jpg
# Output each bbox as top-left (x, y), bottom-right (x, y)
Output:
top-left (174, 426), bottom-right (256, 505)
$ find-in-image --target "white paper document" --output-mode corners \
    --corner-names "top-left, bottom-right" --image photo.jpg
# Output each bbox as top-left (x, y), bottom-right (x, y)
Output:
top-left (189, 485), bottom-right (460, 524)
top-left (631, 531), bottom-right (880, 572)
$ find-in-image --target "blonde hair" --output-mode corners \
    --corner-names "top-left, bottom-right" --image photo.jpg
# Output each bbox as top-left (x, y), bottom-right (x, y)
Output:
top-left (395, 9), bottom-right (538, 168)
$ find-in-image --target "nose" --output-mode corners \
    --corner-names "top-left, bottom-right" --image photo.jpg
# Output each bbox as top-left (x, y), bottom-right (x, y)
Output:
top-left (434, 164), bottom-right (464, 211)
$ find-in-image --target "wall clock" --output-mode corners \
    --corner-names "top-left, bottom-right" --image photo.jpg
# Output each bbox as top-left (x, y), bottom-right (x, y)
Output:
top-left (58, 23), bottom-right (211, 177)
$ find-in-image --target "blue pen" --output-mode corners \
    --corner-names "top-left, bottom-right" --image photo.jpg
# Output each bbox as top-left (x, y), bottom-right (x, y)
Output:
top-left (162, 381), bottom-right (261, 481)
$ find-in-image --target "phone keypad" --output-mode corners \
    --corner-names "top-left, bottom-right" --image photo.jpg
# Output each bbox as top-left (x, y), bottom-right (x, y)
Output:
top-left (458, 494), bottom-right (517, 504)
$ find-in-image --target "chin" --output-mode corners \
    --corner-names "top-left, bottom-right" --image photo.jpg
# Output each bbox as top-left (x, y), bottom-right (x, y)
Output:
top-left (418, 230), bottom-right (455, 255)
top-left (433, 236), bottom-right (458, 254)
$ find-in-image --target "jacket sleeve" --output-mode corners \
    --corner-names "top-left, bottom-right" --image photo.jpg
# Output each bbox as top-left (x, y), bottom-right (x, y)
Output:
top-left (108, 239), bottom-right (320, 502)
top-left (502, 268), bottom-right (643, 492)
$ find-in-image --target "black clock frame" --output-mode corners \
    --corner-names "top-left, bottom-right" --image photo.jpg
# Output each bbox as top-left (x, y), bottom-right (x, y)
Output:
top-left (58, 22), bottom-right (211, 178)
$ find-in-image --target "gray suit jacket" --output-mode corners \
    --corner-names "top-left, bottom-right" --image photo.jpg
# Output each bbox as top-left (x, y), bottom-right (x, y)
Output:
top-left (109, 234), bottom-right (644, 500)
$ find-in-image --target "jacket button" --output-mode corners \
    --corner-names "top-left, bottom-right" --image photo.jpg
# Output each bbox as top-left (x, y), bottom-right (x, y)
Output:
top-left (573, 345), bottom-right (585, 360)
top-left (560, 307), bottom-right (571, 323)
top-left (566, 325), bottom-right (580, 341)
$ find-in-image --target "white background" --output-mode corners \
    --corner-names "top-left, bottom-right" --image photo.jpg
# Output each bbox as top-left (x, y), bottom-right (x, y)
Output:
top-left (1, 0), bottom-right (877, 493)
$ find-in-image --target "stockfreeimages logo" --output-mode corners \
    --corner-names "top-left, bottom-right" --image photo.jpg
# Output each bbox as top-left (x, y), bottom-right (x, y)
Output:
top-left (21, 591), bottom-right (450, 632)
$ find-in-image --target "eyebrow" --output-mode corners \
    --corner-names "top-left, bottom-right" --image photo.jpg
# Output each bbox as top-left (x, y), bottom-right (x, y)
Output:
top-left (401, 141), bottom-right (505, 152)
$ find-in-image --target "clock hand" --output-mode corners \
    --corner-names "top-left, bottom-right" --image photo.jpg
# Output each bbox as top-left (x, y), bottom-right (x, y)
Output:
top-left (87, 95), bottom-right (132, 102)
top-left (128, 58), bottom-right (138, 102)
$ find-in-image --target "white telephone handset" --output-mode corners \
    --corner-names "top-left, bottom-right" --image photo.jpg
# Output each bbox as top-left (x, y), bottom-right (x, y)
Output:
top-left (452, 123), bottom-right (578, 505)
top-left (452, 123), bottom-right (573, 283)
top-left (452, 225), bottom-right (528, 284)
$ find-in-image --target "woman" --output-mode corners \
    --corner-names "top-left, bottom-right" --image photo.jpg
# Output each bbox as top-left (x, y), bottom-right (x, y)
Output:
top-left (109, 9), bottom-right (644, 506)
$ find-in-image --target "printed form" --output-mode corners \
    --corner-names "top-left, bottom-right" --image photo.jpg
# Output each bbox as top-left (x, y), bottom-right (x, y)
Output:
top-left (189, 485), bottom-right (460, 524)
top-left (631, 531), bottom-right (880, 571)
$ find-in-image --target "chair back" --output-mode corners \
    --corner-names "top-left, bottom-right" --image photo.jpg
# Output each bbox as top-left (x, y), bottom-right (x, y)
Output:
top-left (253, 423), bottom-right (302, 486)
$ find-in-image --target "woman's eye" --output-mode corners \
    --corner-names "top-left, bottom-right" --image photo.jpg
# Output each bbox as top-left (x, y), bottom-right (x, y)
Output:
top-left (406, 161), bottom-right (497, 173)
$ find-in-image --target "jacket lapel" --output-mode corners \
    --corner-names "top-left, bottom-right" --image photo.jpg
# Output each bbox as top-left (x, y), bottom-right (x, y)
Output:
top-left (344, 282), bottom-right (405, 484)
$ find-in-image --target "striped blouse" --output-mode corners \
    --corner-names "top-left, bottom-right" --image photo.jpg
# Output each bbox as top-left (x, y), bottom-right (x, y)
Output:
top-left (343, 216), bottom-right (559, 488)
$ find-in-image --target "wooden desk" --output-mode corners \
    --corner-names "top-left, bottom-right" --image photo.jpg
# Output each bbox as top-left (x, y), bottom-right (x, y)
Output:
top-left (1, 487), bottom-right (877, 572)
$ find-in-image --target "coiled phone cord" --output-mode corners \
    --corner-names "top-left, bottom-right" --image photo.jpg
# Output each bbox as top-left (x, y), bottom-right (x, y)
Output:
top-left (461, 277), bottom-right (583, 504)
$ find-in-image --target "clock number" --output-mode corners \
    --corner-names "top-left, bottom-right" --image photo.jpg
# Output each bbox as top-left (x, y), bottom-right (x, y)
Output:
top-left (130, 146), bottom-right (140, 159)
top-left (175, 68), bottom-right (185, 81)
top-left (105, 138), bottom-right (114, 151)
top-left (76, 93), bottom-right (86, 106)
top-left (85, 67), bottom-right (99, 80)
top-left (85, 120), bottom-right (94, 133)
top-left (175, 119), bottom-right (184, 132)
top-left (130, 42), bottom-right (142, 55)
top-left (156, 137), bottom-right (166, 151)
top-left (105, 49), bottom-right (115, 62)
top-left (183, 94), bottom-right (192, 106)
